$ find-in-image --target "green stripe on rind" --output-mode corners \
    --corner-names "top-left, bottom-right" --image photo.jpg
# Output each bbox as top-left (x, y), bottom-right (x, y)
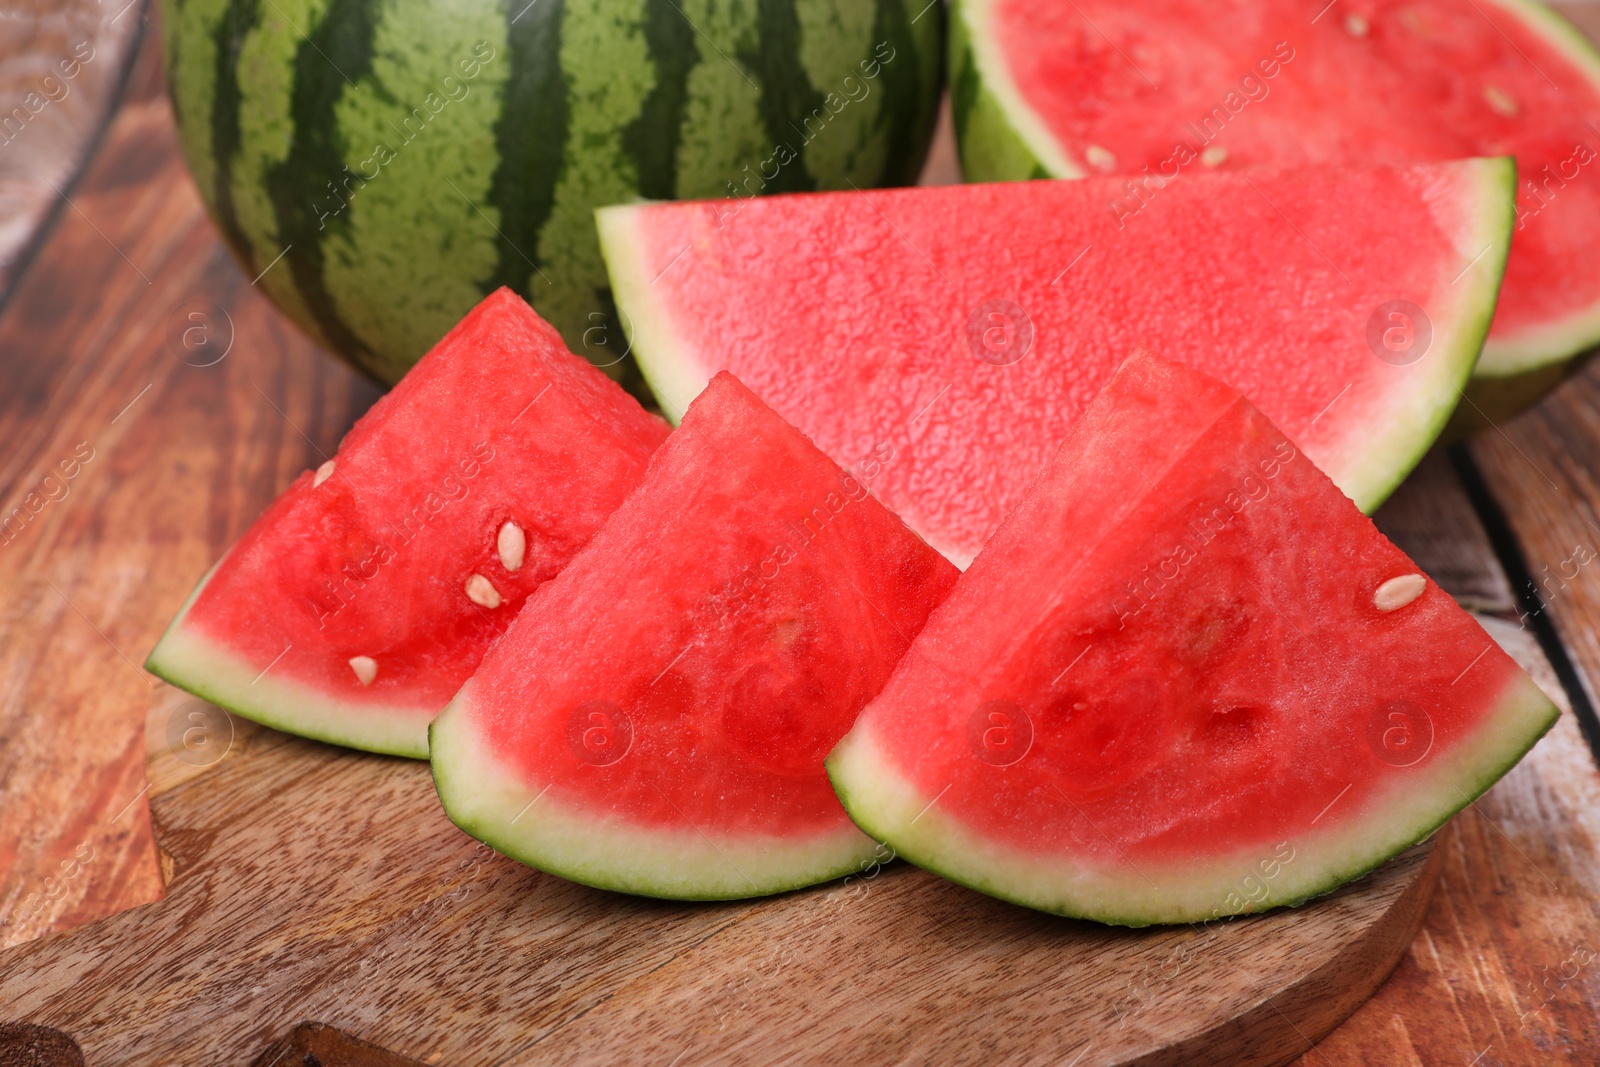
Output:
top-left (320, 2), bottom-right (508, 382)
top-left (430, 690), bottom-right (881, 900)
top-left (737, 0), bottom-right (823, 194)
top-left (265, 0), bottom-right (381, 373)
top-left (208, 0), bottom-right (263, 271)
top-left (867, 0), bottom-right (944, 186)
top-left (231, 0), bottom-right (334, 346)
top-left (621, 0), bottom-right (694, 200)
top-left (595, 202), bottom-right (709, 424)
top-left (163, 0), bottom-right (232, 215)
top-left (949, 0), bottom-right (1073, 181)
top-left (1328, 156), bottom-right (1514, 514)
top-left (145, 563), bottom-right (431, 758)
top-left (827, 668), bottom-right (1557, 928)
top-left (485, 0), bottom-right (569, 297)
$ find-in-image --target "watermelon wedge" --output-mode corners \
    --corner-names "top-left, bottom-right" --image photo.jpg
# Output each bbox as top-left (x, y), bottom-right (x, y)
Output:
top-left (430, 373), bottom-right (958, 899)
top-left (146, 290), bottom-right (669, 758)
top-left (950, 0), bottom-right (1600, 400)
top-left (599, 161), bottom-right (1512, 566)
top-left (827, 353), bottom-right (1559, 927)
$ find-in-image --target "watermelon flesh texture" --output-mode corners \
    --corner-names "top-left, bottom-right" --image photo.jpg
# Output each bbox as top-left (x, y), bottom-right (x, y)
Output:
top-left (146, 290), bottom-right (670, 758)
top-left (600, 160), bottom-right (1513, 567)
top-left (953, 0), bottom-right (1600, 381)
top-left (827, 353), bottom-right (1559, 927)
top-left (430, 373), bottom-right (959, 900)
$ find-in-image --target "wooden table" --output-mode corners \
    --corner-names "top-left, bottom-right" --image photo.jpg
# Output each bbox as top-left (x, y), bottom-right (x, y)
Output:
top-left (2, 4), bottom-right (1598, 1063)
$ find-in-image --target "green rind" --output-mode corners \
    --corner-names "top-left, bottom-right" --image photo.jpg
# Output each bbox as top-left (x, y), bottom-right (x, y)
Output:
top-left (145, 562), bottom-right (430, 759)
top-left (599, 158), bottom-right (1515, 518)
top-left (168, 0), bottom-right (943, 387)
top-left (948, 0), bottom-right (1071, 181)
top-left (429, 689), bottom-right (881, 900)
top-left (826, 664), bottom-right (1558, 927)
top-left (1335, 156), bottom-right (1514, 513)
top-left (952, 0), bottom-right (1600, 391)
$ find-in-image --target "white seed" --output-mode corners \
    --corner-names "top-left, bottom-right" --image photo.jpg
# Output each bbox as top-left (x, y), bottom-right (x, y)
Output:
top-left (1200, 145), bottom-right (1229, 168)
top-left (1344, 13), bottom-right (1369, 37)
top-left (466, 573), bottom-right (503, 609)
top-left (1084, 144), bottom-right (1116, 171)
top-left (1484, 84), bottom-right (1518, 117)
top-left (1374, 574), bottom-right (1426, 612)
top-left (498, 521), bottom-right (526, 573)
top-left (348, 655), bottom-right (377, 686)
top-left (313, 460), bottom-right (335, 487)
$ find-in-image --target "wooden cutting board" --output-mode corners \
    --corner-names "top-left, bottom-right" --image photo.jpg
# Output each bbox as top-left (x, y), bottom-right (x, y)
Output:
top-left (0, 692), bottom-right (1442, 1067)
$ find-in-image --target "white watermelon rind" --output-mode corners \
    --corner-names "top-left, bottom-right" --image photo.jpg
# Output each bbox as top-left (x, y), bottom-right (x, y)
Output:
top-left (145, 561), bottom-right (431, 759)
top-left (950, 0), bottom-right (1600, 383)
top-left (597, 159), bottom-right (1512, 520)
top-left (826, 669), bottom-right (1557, 928)
top-left (429, 688), bottom-right (883, 900)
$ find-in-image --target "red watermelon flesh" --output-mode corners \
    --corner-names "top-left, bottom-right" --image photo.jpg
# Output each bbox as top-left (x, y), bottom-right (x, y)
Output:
top-left (827, 353), bottom-right (1558, 926)
top-left (146, 289), bottom-right (670, 758)
top-left (429, 373), bottom-right (959, 899)
top-left (959, 0), bottom-right (1600, 376)
top-left (599, 160), bottom-right (1513, 567)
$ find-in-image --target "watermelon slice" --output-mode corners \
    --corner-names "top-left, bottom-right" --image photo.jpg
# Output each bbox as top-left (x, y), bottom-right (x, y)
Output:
top-left (949, 0), bottom-right (1600, 398)
top-left (430, 373), bottom-right (958, 899)
top-left (599, 160), bottom-right (1512, 566)
top-left (827, 353), bottom-right (1559, 927)
top-left (146, 290), bottom-right (670, 758)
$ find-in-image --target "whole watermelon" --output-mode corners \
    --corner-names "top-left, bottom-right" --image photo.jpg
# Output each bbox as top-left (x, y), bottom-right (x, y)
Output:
top-left (161, 0), bottom-right (944, 384)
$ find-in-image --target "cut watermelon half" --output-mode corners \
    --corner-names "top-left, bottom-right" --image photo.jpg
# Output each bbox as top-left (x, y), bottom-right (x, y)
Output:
top-left (950, 0), bottom-right (1600, 391)
top-left (599, 161), bottom-right (1512, 566)
top-left (430, 373), bottom-right (958, 899)
top-left (827, 353), bottom-right (1558, 927)
top-left (146, 290), bottom-right (669, 758)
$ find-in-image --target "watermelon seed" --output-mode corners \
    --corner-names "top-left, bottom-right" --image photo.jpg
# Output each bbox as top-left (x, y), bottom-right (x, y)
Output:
top-left (348, 656), bottom-right (377, 686)
top-left (1343, 13), bottom-right (1368, 37)
top-left (1201, 146), bottom-right (1229, 168)
top-left (1484, 84), bottom-right (1519, 117)
top-left (1374, 574), bottom-right (1426, 612)
top-left (1085, 144), bottom-right (1116, 171)
top-left (498, 521), bottom-right (526, 572)
top-left (466, 573), bottom-right (503, 609)
top-left (313, 460), bottom-right (335, 487)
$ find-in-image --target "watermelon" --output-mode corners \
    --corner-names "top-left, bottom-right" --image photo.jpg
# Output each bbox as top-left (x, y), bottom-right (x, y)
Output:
top-left (160, 0), bottom-right (944, 386)
top-left (430, 372), bottom-right (958, 899)
top-left (599, 159), bottom-right (1513, 566)
top-left (949, 0), bottom-right (1600, 409)
top-left (145, 289), bottom-right (669, 758)
top-left (826, 353), bottom-right (1559, 927)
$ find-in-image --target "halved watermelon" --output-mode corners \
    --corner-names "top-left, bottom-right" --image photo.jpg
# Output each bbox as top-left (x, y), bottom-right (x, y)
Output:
top-left (599, 161), bottom-right (1512, 566)
top-left (950, 0), bottom-right (1600, 398)
top-left (827, 353), bottom-right (1558, 927)
top-left (146, 290), bottom-right (669, 758)
top-left (430, 373), bottom-right (958, 899)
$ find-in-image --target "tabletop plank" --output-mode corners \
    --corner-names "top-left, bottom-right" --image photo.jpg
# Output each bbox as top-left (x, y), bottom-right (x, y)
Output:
top-left (0, 13), bottom-right (382, 949)
top-left (0, 0), bottom-right (143, 300)
top-left (0, 4), bottom-right (1599, 1064)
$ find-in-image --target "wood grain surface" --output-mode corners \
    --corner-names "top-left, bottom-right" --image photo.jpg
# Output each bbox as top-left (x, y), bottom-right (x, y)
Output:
top-left (0, 696), bottom-right (1440, 1066)
top-left (1, 3), bottom-right (1599, 1064)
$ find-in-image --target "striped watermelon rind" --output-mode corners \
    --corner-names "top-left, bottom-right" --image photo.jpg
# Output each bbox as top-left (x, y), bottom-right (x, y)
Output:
top-left (948, 0), bottom-right (1600, 388)
top-left (430, 695), bottom-right (882, 899)
top-left (162, 0), bottom-right (945, 385)
top-left (827, 666), bottom-right (1555, 927)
